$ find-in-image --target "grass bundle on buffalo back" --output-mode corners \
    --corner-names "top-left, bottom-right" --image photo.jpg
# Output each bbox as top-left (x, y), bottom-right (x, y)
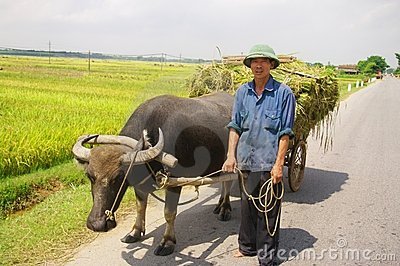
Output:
top-left (186, 58), bottom-right (340, 150)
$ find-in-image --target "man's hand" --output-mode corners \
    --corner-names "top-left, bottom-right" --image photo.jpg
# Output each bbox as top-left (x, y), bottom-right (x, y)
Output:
top-left (272, 135), bottom-right (289, 184)
top-left (222, 128), bottom-right (240, 173)
top-left (222, 156), bottom-right (237, 173)
top-left (271, 163), bottom-right (283, 184)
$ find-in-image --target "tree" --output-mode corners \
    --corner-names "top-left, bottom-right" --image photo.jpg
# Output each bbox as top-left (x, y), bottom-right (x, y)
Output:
top-left (394, 53), bottom-right (400, 75)
top-left (312, 62), bottom-right (324, 68)
top-left (357, 55), bottom-right (389, 75)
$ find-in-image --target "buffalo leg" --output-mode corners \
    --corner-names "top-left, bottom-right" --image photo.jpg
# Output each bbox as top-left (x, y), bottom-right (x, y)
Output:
top-left (154, 186), bottom-right (182, 256)
top-left (213, 180), bottom-right (233, 221)
top-left (121, 188), bottom-right (148, 243)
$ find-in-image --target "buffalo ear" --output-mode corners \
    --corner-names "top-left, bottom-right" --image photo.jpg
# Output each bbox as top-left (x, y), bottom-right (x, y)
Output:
top-left (74, 158), bottom-right (89, 172)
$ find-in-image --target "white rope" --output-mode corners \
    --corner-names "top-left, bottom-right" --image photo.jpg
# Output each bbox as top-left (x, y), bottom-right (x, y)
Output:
top-left (105, 152), bottom-right (136, 221)
top-left (236, 168), bottom-right (284, 237)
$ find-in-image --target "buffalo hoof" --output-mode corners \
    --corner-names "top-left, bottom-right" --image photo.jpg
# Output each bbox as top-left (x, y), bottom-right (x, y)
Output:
top-left (213, 198), bottom-right (224, 214)
top-left (217, 208), bottom-right (232, 221)
top-left (213, 204), bottom-right (221, 214)
top-left (154, 240), bottom-right (175, 256)
top-left (120, 230), bottom-right (143, 243)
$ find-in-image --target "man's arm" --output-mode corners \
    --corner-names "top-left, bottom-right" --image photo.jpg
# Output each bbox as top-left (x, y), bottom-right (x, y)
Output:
top-left (271, 135), bottom-right (289, 184)
top-left (222, 128), bottom-right (240, 173)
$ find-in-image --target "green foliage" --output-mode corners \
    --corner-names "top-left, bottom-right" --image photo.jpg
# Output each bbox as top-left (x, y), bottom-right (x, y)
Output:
top-left (357, 55), bottom-right (389, 75)
top-left (394, 53), bottom-right (400, 75)
top-left (311, 62), bottom-right (324, 68)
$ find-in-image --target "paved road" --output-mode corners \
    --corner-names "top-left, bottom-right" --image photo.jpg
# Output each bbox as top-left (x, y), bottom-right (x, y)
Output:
top-left (66, 77), bottom-right (400, 265)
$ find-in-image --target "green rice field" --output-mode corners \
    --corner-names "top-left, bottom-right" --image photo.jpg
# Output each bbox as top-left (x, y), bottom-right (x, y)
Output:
top-left (0, 56), bottom-right (196, 179)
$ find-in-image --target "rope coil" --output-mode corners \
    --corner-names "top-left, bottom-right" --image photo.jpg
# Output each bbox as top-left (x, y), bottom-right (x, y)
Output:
top-left (236, 168), bottom-right (284, 236)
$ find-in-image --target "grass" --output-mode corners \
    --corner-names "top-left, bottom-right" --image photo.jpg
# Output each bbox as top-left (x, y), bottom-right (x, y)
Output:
top-left (0, 162), bottom-right (86, 218)
top-left (0, 56), bottom-right (195, 179)
top-left (337, 74), bottom-right (370, 100)
top-left (0, 162), bottom-right (137, 265)
top-left (0, 55), bottom-right (195, 216)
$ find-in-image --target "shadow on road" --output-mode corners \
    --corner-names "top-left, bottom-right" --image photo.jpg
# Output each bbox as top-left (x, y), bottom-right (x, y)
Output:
top-left (283, 167), bottom-right (348, 204)
top-left (118, 166), bottom-right (343, 264)
top-left (279, 227), bottom-right (318, 262)
top-left (121, 189), bottom-right (240, 265)
top-left (118, 174), bottom-right (324, 265)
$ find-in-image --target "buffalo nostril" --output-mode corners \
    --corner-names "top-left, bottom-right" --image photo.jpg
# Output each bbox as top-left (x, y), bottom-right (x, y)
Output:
top-left (106, 219), bottom-right (117, 231)
top-left (87, 218), bottom-right (108, 232)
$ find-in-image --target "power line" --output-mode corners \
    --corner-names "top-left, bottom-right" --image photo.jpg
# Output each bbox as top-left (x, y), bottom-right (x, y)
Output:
top-left (0, 45), bottom-right (212, 63)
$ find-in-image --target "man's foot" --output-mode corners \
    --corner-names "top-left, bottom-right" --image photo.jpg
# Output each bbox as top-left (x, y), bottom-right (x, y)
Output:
top-left (233, 249), bottom-right (246, 258)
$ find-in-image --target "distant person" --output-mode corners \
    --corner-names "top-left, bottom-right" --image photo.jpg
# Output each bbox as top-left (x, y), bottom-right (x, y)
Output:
top-left (222, 44), bottom-right (296, 265)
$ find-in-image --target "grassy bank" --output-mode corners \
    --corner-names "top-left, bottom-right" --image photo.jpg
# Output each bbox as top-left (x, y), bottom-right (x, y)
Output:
top-left (0, 161), bottom-right (137, 265)
top-left (337, 74), bottom-right (370, 100)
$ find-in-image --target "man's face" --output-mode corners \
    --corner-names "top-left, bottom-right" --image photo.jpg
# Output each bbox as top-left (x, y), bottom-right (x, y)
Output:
top-left (250, 58), bottom-right (273, 79)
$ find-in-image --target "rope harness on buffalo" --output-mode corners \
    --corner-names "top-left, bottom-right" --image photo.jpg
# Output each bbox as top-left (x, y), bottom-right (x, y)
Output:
top-left (105, 152), bottom-right (137, 222)
top-left (106, 159), bottom-right (284, 236)
top-left (153, 167), bottom-right (284, 236)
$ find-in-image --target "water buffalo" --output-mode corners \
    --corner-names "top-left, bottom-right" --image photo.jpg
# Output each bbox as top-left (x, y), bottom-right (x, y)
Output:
top-left (72, 92), bottom-right (234, 256)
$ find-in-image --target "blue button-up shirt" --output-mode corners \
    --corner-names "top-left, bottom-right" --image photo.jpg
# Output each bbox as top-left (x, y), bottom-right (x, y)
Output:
top-left (227, 76), bottom-right (296, 172)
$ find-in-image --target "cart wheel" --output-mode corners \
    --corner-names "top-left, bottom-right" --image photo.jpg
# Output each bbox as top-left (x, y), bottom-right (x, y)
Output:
top-left (288, 140), bottom-right (307, 192)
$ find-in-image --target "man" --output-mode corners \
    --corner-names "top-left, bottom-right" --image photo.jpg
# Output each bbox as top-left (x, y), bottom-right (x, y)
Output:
top-left (222, 44), bottom-right (296, 265)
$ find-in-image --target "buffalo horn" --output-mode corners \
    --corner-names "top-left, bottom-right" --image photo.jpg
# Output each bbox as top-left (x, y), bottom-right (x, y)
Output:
top-left (72, 128), bottom-right (178, 168)
top-left (72, 134), bottom-right (99, 162)
top-left (121, 128), bottom-right (164, 164)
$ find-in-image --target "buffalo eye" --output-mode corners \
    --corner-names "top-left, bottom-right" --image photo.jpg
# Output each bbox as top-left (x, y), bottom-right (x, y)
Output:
top-left (86, 173), bottom-right (95, 183)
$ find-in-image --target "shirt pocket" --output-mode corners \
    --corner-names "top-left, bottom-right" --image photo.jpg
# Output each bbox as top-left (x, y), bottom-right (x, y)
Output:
top-left (240, 110), bottom-right (250, 132)
top-left (264, 110), bottom-right (281, 133)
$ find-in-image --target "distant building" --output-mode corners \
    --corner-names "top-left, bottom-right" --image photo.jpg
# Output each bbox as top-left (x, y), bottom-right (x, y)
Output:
top-left (222, 55), bottom-right (297, 65)
top-left (337, 64), bottom-right (359, 74)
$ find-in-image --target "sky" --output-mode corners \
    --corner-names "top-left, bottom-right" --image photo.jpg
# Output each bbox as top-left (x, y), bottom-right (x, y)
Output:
top-left (1, 0), bottom-right (399, 67)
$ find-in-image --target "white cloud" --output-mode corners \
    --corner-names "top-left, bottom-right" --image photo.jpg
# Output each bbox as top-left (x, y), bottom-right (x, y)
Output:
top-left (0, 0), bottom-right (399, 66)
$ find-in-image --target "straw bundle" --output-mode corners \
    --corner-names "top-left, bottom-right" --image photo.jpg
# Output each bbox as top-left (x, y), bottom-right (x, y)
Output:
top-left (186, 59), bottom-right (340, 150)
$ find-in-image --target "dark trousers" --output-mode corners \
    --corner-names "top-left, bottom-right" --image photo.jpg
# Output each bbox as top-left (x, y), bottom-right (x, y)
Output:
top-left (238, 171), bottom-right (282, 266)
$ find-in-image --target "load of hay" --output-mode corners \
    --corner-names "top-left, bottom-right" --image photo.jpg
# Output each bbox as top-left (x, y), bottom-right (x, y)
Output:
top-left (186, 57), bottom-right (340, 150)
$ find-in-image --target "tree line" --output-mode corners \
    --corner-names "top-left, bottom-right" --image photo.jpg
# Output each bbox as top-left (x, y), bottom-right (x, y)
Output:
top-left (0, 48), bottom-right (212, 64)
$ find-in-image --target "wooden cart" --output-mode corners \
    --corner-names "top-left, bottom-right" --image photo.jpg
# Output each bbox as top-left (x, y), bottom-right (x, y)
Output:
top-left (284, 136), bottom-right (307, 192)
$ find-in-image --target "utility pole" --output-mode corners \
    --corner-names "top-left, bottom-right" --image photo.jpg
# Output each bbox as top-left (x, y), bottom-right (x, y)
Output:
top-left (160, 53), bottom-right (164, 71)
top-left (48, 40), bottom-right (51, 64)
top-left (88, 50), bottom-right (91, 73)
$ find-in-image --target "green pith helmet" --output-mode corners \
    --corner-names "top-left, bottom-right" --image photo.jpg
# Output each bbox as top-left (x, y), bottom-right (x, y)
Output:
top-left (243, 44), bottom-right (280, 69)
